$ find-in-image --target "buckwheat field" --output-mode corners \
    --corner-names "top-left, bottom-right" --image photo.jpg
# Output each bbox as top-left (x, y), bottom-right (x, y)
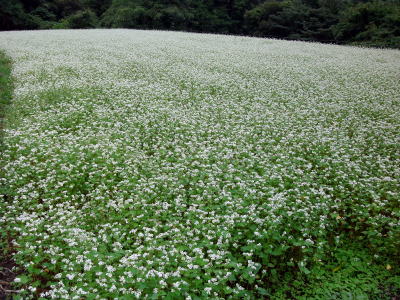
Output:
top-left (0, 29), bottom-right (399, 299)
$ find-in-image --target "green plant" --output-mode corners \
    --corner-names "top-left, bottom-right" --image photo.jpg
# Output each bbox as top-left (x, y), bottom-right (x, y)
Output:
top-left (0, 29), bottom-right (399, 298)
top-left (64, 9), bottom-right (98, 29)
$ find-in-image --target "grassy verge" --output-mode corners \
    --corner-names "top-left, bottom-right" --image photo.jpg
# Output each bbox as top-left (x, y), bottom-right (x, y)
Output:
top-left (0, 50), bottom-right (13, 202)
top-left (0, 51), bottom-right (12, 131)
top-left (0, 51), bottom-right (20, 299)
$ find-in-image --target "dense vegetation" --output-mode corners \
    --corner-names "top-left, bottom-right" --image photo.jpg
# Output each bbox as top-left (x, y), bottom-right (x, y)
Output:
top-left (0, 51), bottom-right (16, 299)
top-left (1, 0), bottom-right (399, 48)
top-left (0, 50), bottom-right (12, 149)
top-left (0, 29), bottom-right (399, 299)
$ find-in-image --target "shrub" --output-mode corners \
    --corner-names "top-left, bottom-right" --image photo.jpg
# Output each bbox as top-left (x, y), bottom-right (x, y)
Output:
top-left (333, 1), bottom-right (400, 48)
top-left (101, 5), bottom-right (149, 29)
top-left (64, 9), bottom-right (98, 29)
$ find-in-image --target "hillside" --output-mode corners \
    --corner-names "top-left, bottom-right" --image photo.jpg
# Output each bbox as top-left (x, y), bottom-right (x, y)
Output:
top-left (0, 29), bottom-right (399, 299)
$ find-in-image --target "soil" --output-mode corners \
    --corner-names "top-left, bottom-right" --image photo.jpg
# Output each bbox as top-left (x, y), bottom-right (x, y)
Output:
top-left (0, 252), bottom-right (18, 299)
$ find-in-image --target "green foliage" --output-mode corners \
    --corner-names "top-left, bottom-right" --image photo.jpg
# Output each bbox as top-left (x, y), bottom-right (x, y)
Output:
top-left (1, 0), bottom-right (399, 48)
top-left (101, 0), bottom-right (195, 31)
top-left (101, 4), bottom-right (149, 28)
top-left (333, 1), bottom-right (400, 48)
top-left (244, 0), bottom-right (289, 37)
top-left (0, 51), bottom-right (13, 261)
top-left (0, 51), bottom-right (12, 144)
top-left (244, 0), bottom-right (347, 42)
top-left (152, 6), bottom-right (189, 30)
top-left (1, 29), bottom-right (399, 298)
top-left (275, 247), bottom-right (400, 299)
top-left (53, 0), bottom-right (84, 18)
top-left (31, 6), bottom-right (57, 22)
top-left (52, 20), bottom-right (71, 29)
top-left (63, 9), bottom-right (98, 29)
top-left (0, 0), bottom-right (38, 30)
top-left (0, 51), bottom-right (12, 108)
top-left (83, 0), bottom-right (112, 16)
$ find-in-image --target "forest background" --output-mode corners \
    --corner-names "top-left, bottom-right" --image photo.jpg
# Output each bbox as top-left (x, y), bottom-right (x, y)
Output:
top-left (1, 0), bottom-right (399, 50)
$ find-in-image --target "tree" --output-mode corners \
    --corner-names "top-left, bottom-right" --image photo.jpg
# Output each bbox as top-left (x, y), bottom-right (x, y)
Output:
top-left (0, 0), bottom-right (38, 30)
top-left (64, 9), bottom-right (98, 28)
top-left (0, 0), bottom-right (399, 48)
top-left (333, 1), bottom-right (400, 48)
top-left (53, 0), bottom-right (84, 18)
top-left (83, 0), bottom-right (112, 16)
top-left (244, 1), bottom-right (288, 36)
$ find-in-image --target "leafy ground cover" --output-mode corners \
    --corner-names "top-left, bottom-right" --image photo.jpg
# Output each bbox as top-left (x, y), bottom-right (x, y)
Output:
top-left (0, 29), bottom-right (399, 299)
top-left (0, 50), bottom-right (21, 299)
top-left (0, 50), bottom-right (12, 133)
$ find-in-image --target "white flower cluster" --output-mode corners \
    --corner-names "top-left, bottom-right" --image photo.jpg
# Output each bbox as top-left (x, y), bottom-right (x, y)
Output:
top-left (0, 29), bottom-right (399, 299)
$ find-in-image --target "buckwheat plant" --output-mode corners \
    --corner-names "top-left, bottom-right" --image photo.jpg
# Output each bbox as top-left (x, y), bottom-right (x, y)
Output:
top-left (0, 29), bottom-right (399, 299)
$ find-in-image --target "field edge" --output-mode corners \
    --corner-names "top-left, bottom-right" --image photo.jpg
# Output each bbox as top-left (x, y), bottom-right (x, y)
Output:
top-left (0, 50), bottom-right (21, 299)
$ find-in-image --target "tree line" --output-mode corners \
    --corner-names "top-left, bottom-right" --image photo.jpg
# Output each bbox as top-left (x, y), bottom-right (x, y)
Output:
top-left (1, 0), bottom-right (399, 48)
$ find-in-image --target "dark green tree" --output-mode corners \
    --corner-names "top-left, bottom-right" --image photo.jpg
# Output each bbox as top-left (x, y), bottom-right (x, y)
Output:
top-left (65, 9), bottom-right (98, 28)
top-left (0, 0), bottom-right (38, 30)
top-left (333, 1), bottom-right (400, 48)
top-left (0, 0), bottom-right (399, 48)
top-left (83, 0), bottom-right (112, 16)
top-left (244, 0), bottom-right (289, 37)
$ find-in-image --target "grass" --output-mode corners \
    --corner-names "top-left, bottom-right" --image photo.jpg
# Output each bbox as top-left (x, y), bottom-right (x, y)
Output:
top-left (0, 49), bottom-right (13, 200)
top-left (0, 50), bottom-right (21, 299)
top-left (0, 29), bottom-right (399, 299)
top-left (0, 51), bottom-right (12, 132)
